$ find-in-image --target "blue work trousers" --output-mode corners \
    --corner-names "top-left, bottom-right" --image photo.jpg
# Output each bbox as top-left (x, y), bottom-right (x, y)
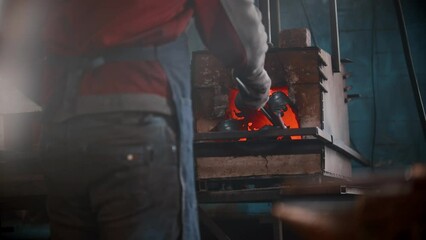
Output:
top-left (40, 113), bottom-right (181, 240)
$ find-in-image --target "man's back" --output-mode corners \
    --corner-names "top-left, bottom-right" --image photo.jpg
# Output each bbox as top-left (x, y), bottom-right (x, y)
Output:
top-left (45, 0), bottom-right (192, 54)
top-left (35, 1), bottom-right (271, 239)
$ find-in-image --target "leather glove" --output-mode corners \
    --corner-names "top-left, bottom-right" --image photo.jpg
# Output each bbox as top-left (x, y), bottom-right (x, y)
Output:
top-left (235, 68), bottom-right (271, 112)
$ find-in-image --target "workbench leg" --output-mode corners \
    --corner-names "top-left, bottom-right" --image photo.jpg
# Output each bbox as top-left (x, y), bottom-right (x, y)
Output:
top-left (198, 207), bottom-right (231, 240)
top-left (273, 219), bottom-right (283, 240)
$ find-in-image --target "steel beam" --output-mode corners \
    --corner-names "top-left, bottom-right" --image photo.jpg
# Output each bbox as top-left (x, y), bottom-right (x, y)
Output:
top-left (329, 0), bottom-right (341, 72)
top-left (259, 0), bottom-right (272, 45)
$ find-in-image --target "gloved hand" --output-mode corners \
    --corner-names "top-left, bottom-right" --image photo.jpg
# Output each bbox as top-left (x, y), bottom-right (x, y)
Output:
top-left (234, 68), bottom-right (271, 112)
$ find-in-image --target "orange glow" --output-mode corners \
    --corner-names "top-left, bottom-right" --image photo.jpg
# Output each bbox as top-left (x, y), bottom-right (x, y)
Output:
top-left (227, 87), bottom-right (301, 140)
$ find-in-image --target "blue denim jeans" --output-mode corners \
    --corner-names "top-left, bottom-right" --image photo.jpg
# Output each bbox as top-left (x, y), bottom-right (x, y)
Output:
top-left (40, 113), bottom-right (181, 240)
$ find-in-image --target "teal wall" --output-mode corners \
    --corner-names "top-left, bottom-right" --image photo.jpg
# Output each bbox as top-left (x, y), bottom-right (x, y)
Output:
top-left (279, 0), bottom-right (426, 168)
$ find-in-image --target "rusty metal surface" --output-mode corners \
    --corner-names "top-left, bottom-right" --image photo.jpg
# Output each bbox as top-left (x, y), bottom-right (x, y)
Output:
top-left (197, 154), bottom-right (323, 180)
top-left (191, 51), bottom-right (232, 132)
top-left (292, 84), bottom-right (322, 128)
top-left (279, 28), bottom-right (312, 48)
top-left (191, 51), bottom-right (232, 88)
top-left (266, 48), bottom-right (327, 86)
top-left (192, 48), bottom-right (333, 133)
top-left (194, 127), bottom-right (368, 180)
top-left (192, 47), bottom-right (360, 180)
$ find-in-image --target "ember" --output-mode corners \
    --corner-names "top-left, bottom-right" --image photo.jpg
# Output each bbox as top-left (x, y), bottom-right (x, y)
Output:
top-left (226, 87), bottom-right (301, 140)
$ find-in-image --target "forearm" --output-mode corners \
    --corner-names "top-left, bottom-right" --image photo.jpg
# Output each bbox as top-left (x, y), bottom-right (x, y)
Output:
top-left (193, 0), bottom-right (268, 78)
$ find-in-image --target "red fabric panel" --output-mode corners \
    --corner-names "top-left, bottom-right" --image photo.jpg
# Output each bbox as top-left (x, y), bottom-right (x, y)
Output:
top-left (45, 0), bottom-right (192, 54)
top-left (79, 61), bottom-right (170, 98)
top-left (193, 0), bottom-right (247, 69)
top-left (43, 0), bottom-right (193, 101)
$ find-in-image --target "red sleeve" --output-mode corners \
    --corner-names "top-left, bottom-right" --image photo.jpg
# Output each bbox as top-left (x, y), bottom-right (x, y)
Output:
top-left (193, 0), bottom-right (268, 77)
top-left (193, 0), bottom-right (247, 69)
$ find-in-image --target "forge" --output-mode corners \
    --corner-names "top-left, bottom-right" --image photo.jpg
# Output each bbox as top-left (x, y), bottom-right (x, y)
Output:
top-left (192, 46), bottom-right (367, 186)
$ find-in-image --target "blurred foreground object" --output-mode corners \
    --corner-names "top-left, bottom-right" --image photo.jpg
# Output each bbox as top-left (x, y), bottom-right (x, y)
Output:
top-left (272, 164), bottom-right (426, 240)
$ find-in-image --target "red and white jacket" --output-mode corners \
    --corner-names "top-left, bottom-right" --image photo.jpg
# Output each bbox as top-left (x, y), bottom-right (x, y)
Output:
top-left (38, 0), bottom-right (269, 117)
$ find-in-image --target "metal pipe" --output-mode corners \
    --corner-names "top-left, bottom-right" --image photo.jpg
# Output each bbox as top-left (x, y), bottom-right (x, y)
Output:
top-left (270, 0), bottom-right (281, 47)
top-left (259, 0), bottom-right (272, 45)
top-left (329, 0), bottom-right (341, 72)
top-left (393, 0), bottom-right (426, 139)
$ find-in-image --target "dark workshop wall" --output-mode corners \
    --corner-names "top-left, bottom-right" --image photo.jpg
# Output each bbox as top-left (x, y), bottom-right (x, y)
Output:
top-left (278, 0), bottom-right (426, 168)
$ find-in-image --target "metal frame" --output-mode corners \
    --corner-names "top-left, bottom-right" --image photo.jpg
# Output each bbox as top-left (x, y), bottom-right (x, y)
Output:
top-left (198, 184), bottom-right (356, 204)
top-left (329, 0), bottom-right (341, 72)
top-left (258, 0), bottom-right (281, 47)
top-left (195, 127), bottom-right (369, 166)
top-left (270, 0), bottom-right (281, 46)
top-left (258, 0), bottom-right (272, 45)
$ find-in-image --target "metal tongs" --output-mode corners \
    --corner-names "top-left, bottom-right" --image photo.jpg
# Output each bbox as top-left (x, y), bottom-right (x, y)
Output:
top-left (235, 77), bottom-right (287, 129)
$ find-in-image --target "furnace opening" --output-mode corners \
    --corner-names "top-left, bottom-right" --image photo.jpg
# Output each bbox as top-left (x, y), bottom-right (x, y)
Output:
top-left (226, 86), bottom-right (301, 140)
